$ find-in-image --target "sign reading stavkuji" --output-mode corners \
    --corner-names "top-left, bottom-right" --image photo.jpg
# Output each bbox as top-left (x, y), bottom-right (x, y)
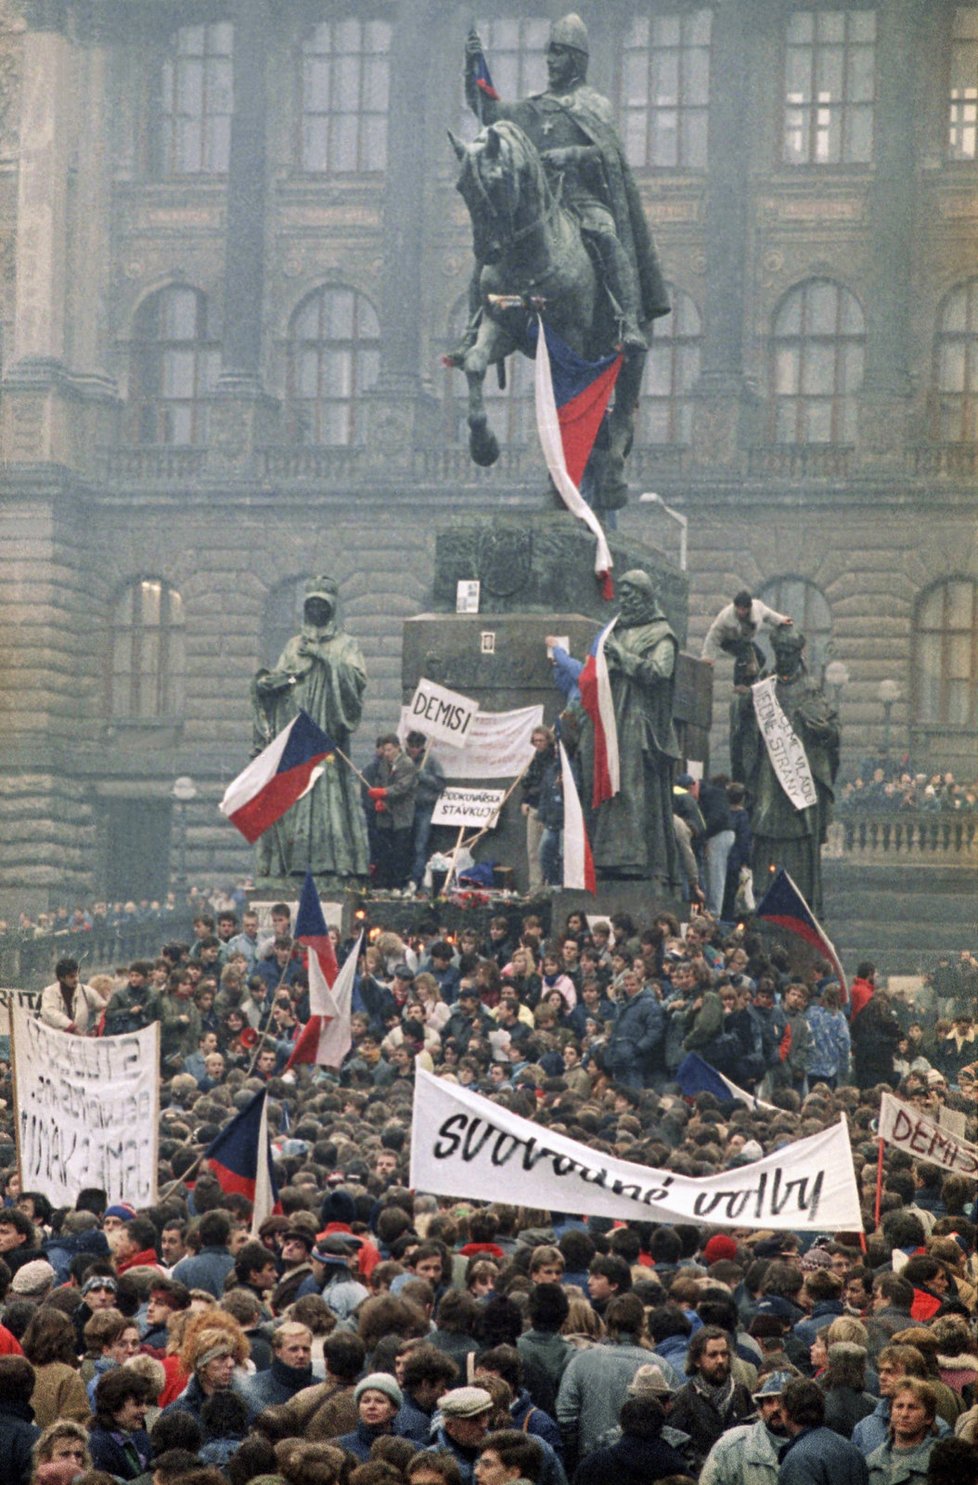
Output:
top-left (400, 703), bottom-right (543, 779)
top-left (410, 1069), bottom-right (862, 1232)
top-left (432, 787), bottom-right (506, 829)
top-left (751, 675), bottom-right (818, 811)
top-left (878, 1090), bottom-right (978, 1177)
top-left (407, 678), bottom-right (480, 746)
top-left (12, 1008), bottom-right (159, 1209)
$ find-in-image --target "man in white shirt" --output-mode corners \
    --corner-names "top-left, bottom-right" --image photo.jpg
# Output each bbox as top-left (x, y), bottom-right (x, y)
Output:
top-left (701, 589), bottom-right (792, 686)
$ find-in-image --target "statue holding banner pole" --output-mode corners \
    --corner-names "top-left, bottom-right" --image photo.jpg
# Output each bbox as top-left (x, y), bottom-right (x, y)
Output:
top-left (735, 629), bottom-right (840, 915)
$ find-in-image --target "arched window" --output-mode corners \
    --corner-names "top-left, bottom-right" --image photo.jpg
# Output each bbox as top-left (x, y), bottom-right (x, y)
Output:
top-left (299, 18), bottom-right (392, 173)
top-left (770, 279), bottom-right (864, 443)
top-left (154, 22), bottom-right (233, 177)
top-left (131, 286), bottom-right (220, 445)
top-left (618, 11), bottom-right (711, 169)
top-left (262, 576), bottom-right (310, 669)
top-left (110, 578), bottom-right (185, 720)
top-left (756, 576), bottom-right (833, 681)
top-left (934, 280), bottom-right (978, 441)
top-left (640, 286), bottom-right (701, 444)
top-left (914, 578), bottom-right (978, 728)
top-left (286, 286), bottom-right (380, 445)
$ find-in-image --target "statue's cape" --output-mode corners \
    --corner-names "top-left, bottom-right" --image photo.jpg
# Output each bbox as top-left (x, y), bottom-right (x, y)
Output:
top-left (529, 86), bottom-right (670, 323)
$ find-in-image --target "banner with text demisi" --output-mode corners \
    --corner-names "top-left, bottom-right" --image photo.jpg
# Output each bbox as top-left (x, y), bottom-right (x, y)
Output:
top-left (13, 1008), bottom-right (159, 1209)
top-left (878, 1090), bottom-right (978, 1177)
top-left (411, 1069), bottom-right (862, 1231)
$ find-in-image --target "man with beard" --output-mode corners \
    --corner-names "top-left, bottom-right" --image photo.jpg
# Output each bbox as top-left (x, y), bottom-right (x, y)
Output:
top-left (699, 1370), bottom-right (792, 1485)
top-left (669, 1326), bottom-right (754, 1472)
top-left (577, 570), bottom-right (679, 887)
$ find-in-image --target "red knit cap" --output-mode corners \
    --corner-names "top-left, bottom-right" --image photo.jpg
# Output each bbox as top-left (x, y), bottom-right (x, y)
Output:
top-left (702, 1234), bottom-right (739, 1264)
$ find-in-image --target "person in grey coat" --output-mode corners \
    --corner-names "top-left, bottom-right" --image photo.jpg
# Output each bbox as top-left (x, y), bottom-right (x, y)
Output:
top-left (368, 733), bottom-right (418, 889)
top-left (701, 1370), bottom-right (794, 1485)
top-left (557, 1294), bottom-right (668, 1470)
top-left (604, 969), bottom-right (665, 1089)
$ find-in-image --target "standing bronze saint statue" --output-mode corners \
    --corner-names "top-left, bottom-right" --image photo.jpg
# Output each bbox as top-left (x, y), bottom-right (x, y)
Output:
top-left (449, 13), bottom-right (669, 511)
top-left (735, 629), bottom-right (840, 915)
top-left (578, 570), bottom-right (680, 886)
top-left (251, 576), bottom-right (369, 883)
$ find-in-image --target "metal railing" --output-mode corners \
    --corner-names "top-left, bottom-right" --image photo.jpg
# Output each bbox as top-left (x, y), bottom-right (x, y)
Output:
top-left (0, 914), bottom-right (195, 991)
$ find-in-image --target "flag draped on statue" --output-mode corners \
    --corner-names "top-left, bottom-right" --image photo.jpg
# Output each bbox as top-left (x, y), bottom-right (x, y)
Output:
top-left (205, 1088), bottom-right (282, 1234)
top-left (533, 315), bottom-right (622, 596)
top-left (471, 46), bottom-right (499, 103)
top-left (558, 740), bottom-right (595, 893)
top-left (218, 711), bottom-right (337, 843)
top-left (754, 867), bottom-right (848, 1003)
top-left (578, 618), bottom-right (620, 807)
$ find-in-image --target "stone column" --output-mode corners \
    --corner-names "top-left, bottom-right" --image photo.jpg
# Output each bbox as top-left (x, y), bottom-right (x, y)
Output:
top-left (857, 0), bottom-right (917, 464)
top-left (1, 0), bottom-right (75, 464)
top-left (690, 0), bottom-right (756, 471)
top-left (363, 0), bottom-right (438, 459)
top-left (209, 0), bottom-right (279, 473)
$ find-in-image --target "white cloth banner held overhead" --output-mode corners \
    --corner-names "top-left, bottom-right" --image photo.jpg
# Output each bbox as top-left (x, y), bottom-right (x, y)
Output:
top-left (399, 703), bottom-right (544, 779)
top-left (432, 788), bottom-right (506, 829)
top-left (878, 1090), bottom-right (978, 1177)
top-left (407, 678), bottom-right (480, 747)
top-left (751, 675), bottom-right (818, 810)
top-left (12, 1008), bottom-right (159, 1209)
top-left (410, 1069), bottom-right (861, 1231)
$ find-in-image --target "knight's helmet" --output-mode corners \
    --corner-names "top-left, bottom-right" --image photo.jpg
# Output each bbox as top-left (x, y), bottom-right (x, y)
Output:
top-left (550, 12), bottom-right (590, 57)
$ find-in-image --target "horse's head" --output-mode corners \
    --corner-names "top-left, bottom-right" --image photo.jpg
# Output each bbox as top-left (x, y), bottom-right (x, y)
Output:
top-left (449, 123), bottom-right (546, 266)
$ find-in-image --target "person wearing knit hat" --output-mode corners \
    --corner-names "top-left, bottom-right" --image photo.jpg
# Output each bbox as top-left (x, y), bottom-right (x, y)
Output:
top-left (628, 1363), bottom-right (676, 1397)
top-left (702, 1234), bottom-right (739, 1266)
top-left (333, 1373), bottom-right (403, 1461)
top-left (9, 1258), bottom-right (55, 1299)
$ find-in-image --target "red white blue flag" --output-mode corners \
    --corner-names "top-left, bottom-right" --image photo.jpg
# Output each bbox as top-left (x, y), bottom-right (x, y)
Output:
top-left (578, 618), bottom-right (620, 807)
top-left (754, 867), bottom-right (848, 1004)
top-left (558, 740), bottom-right (595, 893)
top-left (472, 48), bottom-right (499, 102)
top-left (219, 710), bottom-right (335, 843)
top-left (533, 315), bottom-right (621, 598)
top-left (285, 876), bottom-right (346, 1070)
top-left (205, 1087), bottom-right (282, 1234)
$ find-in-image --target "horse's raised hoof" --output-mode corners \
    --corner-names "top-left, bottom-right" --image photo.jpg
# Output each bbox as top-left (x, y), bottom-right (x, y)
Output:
top-left (469, 416), bottom-right (500, 467)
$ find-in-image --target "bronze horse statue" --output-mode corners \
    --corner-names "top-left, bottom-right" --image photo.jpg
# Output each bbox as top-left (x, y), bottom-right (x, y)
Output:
top-left (449, 120), bottom-right (648, 512)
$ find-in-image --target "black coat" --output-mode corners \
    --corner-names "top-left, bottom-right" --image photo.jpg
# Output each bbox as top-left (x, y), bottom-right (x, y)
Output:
top-left (0, 1397), bottom-right (40, 1485)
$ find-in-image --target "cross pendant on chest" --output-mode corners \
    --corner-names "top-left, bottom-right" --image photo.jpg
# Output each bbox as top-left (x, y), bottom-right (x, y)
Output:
top-left (541, 119), bottom-right (555, 136)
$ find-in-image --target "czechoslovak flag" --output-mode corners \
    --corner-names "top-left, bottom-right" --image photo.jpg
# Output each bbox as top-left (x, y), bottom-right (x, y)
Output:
top-left (219, 710), bottom-right (335, 843)
top-left (472, 46), bottom-right (499, 101)
top-left (533, 315), bottom-right (622, 598)
top-left (285, 875), bottom-right (352, 1070)
top-left (578, 618), bottom-right (621, 807)
top-left (289, 931), bottom-right (362, 1071)
top-left (754, 867), bottom-right (849, 1004)
top-left (559, 741), bottom-right (595, 893)
top-left (205, 1088), bottom-right (282, 1235)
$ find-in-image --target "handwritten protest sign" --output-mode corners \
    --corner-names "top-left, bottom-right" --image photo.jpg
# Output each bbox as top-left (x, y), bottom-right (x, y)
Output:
top-left (410, 1069), bottom-right (861, 1231)
top-left (400, 703), bottom-right (543, 779)
top-left (13, 1008), bottom-right (159, 1209)
top-left (0, 989), bottom-right (39, 1040)
top-left (751, 675), bottom-right (818, 811)
top-left (407, 678), bottom-right (480, 747)
top-left (432, 787), bottom-right (506, 829)
top-left (878, 1090), bottom-right (978, 1177)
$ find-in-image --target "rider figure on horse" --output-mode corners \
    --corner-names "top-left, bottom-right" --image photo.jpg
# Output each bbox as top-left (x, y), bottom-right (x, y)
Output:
top-left (455, 12), bottom-right (669, 361)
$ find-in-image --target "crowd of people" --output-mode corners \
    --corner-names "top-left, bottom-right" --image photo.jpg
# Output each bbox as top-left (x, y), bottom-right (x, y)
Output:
top-left (838, 765), bottom-right (978, 817)
top-left (0, 895), bottom-right (976, 1485)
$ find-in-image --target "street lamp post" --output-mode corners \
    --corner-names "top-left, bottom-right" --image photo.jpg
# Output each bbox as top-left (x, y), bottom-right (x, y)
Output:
top-left (824, 659), bottom-right (850, 711)
top-left (171, 775), bottom-right (197, 897)
top-left (639, 492), bottom-right (688, 572)
top-left (878, 679), bottom-right (900, 762)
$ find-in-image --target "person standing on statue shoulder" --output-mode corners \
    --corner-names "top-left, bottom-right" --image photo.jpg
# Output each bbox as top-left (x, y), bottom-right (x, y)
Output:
top-left (458, 13), bottom-right (668, 355)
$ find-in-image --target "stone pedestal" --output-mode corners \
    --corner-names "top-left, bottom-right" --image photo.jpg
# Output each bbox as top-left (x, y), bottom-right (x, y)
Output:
top-left (401, 512), bottom-right (706, 897)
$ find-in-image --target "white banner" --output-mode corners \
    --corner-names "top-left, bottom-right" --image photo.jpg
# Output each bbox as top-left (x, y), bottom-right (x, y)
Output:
top-left (410, 1069), bottom-right (862, 1231)
top-left (399, 703), bottom-right (544, 780)
top-left (0, 989), bottom-right (40, 1039)
top-left (878, 1090), bottom-right (978, 1177)
top-left (13, 1008), bottom-right (160, 1209)
top-left (751, 676), bottom-right (818, 810)
top-left (407, 678), bottom-right (480, 747)
top-left (432, 787), bottom-right (506, 829)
